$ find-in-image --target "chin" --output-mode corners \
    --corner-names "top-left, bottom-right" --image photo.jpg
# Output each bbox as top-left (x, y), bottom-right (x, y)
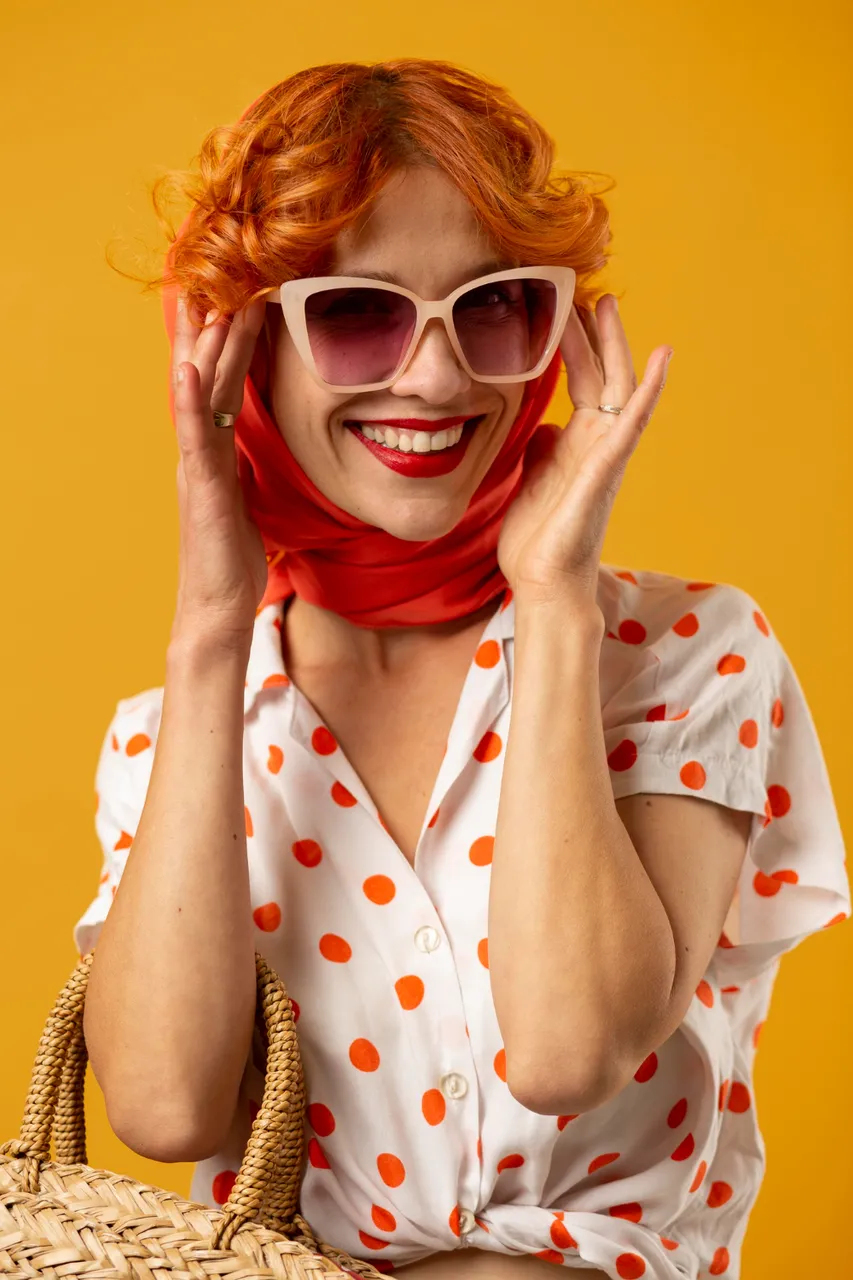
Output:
top-left (367, 501), bottom-right (468, 542)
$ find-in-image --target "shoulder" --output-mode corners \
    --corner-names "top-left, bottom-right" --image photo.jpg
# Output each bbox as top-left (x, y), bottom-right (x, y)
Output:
top-left (95, 685), bottom-right (164, 799)
top-left (597, 563), bottom-right (771, 652)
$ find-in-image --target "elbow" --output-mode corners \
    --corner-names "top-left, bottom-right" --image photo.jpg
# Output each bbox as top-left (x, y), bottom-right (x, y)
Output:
top-left (507, 1045), bottom-right (637, 1117)
top-left (107, 1102), bottom-right (230, 1163)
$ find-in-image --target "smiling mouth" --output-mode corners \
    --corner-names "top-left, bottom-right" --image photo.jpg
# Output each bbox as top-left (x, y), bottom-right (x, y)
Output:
top-left (344, 415), bottom-right (487, 454)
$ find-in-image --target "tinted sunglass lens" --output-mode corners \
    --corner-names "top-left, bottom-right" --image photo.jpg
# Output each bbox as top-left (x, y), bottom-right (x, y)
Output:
top-left (304, 287), bottom-right (416, 386)
top-left (453, 278), bottom-right (557, 376)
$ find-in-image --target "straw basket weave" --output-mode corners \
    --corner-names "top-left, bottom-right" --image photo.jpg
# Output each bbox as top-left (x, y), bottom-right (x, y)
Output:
top-left (0, 949), bottom-right (388, 1279)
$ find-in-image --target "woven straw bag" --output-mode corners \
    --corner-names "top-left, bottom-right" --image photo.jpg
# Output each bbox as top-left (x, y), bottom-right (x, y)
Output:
top-left (0, 949), bottom-right (388, 1279)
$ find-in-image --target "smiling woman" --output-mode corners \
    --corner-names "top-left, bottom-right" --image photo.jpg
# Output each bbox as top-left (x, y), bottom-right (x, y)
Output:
top-left (79, 57), bottom-right (851, 1280)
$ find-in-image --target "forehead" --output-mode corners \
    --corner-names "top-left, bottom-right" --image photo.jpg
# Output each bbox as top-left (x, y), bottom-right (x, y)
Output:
top-left (330, 166), bottom-right (507, 289)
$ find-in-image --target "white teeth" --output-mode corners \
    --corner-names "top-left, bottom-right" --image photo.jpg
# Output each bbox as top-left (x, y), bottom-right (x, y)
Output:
top-left (354, 422), bottom-right (467, 453)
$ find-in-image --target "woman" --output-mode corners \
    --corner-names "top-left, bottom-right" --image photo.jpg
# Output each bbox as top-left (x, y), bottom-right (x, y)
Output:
top-left (75, 60), bottom-right (849, 1280)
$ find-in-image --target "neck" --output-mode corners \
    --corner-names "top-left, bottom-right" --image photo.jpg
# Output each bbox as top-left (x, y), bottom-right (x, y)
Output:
top-left (282, 592), bottom-right (500, 680)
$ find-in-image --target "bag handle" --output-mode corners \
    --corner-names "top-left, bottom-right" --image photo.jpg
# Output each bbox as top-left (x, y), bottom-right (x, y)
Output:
top-left (1, 950), bottom-right (308, 1249)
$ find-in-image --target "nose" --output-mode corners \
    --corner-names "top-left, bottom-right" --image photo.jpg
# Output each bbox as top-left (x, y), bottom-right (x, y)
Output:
top-left (389, 316), bottom-right (472, 402)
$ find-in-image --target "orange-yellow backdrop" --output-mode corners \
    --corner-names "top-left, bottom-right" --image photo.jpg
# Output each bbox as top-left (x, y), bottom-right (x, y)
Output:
top-left (2, 1), bottom-right (850, 1275)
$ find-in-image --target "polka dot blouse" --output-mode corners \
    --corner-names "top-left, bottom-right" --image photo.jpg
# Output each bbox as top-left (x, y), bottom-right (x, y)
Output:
top-left (74, 565), bottom-right (850, 1280)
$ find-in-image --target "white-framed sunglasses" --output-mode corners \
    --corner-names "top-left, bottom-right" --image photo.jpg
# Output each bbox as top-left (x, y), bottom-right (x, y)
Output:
top-left (268, 265), bottom-right (576, 393)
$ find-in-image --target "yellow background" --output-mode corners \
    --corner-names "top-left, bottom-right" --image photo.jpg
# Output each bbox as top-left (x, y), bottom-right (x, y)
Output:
top-left (1, 1), bottom-right (850, 1275)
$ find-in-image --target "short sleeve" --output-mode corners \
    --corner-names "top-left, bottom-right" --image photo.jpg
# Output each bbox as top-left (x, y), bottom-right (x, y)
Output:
top-left (598, 568), bottom-right (850, 981)
top-left (73, 688), bottom-right (163, 958)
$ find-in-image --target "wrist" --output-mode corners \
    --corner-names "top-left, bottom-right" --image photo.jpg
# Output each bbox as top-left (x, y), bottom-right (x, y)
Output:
top-left (513, 586), bottom-right (606, 641)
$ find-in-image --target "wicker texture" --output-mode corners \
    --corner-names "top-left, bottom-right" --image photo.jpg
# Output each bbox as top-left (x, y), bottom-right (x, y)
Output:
top-left (0, 950), bottom-right (387, 1280)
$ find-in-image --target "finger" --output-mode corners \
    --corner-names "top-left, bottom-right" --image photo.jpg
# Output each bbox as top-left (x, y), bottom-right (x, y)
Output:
top-left (593, 295), bottom-right (638, 408)
top-left (559, 305), bottom-right (608, 409)
top-left (210, 297), bottom-right (268, 416)
top-left (606, 346), bottom-right (673, 460)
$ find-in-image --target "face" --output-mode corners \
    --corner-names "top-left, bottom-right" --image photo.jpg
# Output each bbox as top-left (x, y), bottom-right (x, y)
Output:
top-left (259, 165), bottom-right (526, 542)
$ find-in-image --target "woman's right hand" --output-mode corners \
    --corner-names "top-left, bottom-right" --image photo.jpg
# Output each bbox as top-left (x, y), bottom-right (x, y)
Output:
top-left (170, 292), bottom-right (272, 650)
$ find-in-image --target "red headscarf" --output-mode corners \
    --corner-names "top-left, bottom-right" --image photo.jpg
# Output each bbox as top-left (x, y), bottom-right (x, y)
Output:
top-left (161, 196), bottom-right (563, 630)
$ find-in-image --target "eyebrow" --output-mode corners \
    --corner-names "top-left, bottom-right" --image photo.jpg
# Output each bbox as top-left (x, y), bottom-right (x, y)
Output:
top-left (327, 259), bottom-right (515, 290)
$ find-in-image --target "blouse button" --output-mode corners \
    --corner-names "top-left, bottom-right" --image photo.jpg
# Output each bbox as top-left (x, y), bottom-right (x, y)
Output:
top-left (458, 1208), bottom-right (477, 1235)
top-left (414, 925), bottom-right (441, 952)
top-left (440, 1071), bottom-right (469, 1099)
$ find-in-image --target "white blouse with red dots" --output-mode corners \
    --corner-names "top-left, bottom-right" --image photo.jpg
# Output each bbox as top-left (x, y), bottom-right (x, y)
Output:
top-left (74, 565), bottom-right (850, 1280)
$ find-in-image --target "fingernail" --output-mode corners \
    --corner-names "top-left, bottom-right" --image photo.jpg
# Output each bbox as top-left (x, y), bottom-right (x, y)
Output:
top-left (666, 349), bottom-right (674, 366)
top-left (205, 309), bottom-right (218, 326)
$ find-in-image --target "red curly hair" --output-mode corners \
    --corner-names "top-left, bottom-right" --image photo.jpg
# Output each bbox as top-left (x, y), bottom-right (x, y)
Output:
top-left (112, 58), bottom-right (618, 326)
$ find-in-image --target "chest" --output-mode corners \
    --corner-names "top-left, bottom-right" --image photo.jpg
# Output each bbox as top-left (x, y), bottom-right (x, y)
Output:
top-left (290, 654), bottom-right (476, 867)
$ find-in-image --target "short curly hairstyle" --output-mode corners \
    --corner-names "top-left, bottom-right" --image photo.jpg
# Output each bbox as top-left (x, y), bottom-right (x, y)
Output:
top-left (112, 58), bottom-right (618, 325)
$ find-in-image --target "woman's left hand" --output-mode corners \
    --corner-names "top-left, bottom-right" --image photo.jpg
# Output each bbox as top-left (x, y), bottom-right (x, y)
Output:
top-left (497, 294), bottom-right (673, 613)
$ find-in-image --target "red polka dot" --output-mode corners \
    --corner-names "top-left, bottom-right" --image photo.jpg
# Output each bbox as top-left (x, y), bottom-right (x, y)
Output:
top-left (501, 588), bottom-right (514, 610)
top-left (358, 1230), bottom-right (389, 1250)
top-left (262, 672), bottom-right (290, 689)
top-left (615, 570), bottom-right (638, 584)
top-left (753, 610), bottom-right (769, 636)
top-left (364, 875), bottom-right (396, 904)
top-left (475, 640), bottom-right (500, 668)
top-left (377, 1153), bottom-right (405, 1186)
top-left (533, 1250), bottom-right (564, 1265)
top-left (727, 1081), bottom-right (751, 1113)
top-left (319, 934), bottom-right (352, 962)
top-left (307, 1103), bottom-right (336, 1136)
top-left (707, 1180), bottom-right (733, 1208)
top-left (772, 698), bottom-right (784, 728)
top-left (478, 938), bottom-right (489, 968)
top-left (753, 868), bottom-right (799, 897)
top-left (588, 1152), bottom-right (620, 1174)
top-left (350, 1038), bottom-right (380, 1071)
top-left (671, 1133), bottom-right (695, 1161)
top-left (556, 1114), bottom-right (578, 1129)
top-left (646, 704), bottom-right (667, 721)
top-left (449, 1205), bottom-right (461, 1237)
top-left (371, 1206), bottom-right (397, 1233)
top-left (308, 1138), bottom-right (330, 1168)
top-left (550, 1218), bottom-right (577, 1249)
top-left (718, 931), bottom-right (734, 949)
top-left (474, 731), bottom-right (503, 762)
top-left (709, 1246), bottom-right (730, 1275)
top-left (718, 1080), bottom-right (730, 1111)
top-left (767, 784), bottom-right (792, 817)
top-left (696, 980), bottom-right (714, 1008)
top-left (739, 719), bottom-right (759, 748)
top-left (718, 653), bottom-right (746, 675)
top-left (497, 1153), bottom-right (525, 1172)
top-left (469, 835), bottom-right (494, 866)
top-left (608, 739), bottom-right (638, 772)
top-left (110, 732), bottom-right (119, 751)
top-left (267, 744), bottom-right (284, 773)
top-left (212, 1170), bottom-right (237, 1203)
top-left (126, 733), bottom-right (151, 757)
top-left (293, 839), bottom-right (323, 867)
top-left (680, 761), bottom-right (706, 790)
top-left (615, 1254), bottom-right (646, 1278)
top-left (395, 975), bottom-right (425, 1010)
top-left (667, 1098), bottom-right (688, 1128)
top-left (494, 1048), bottom-right (507, 1081)
top-left (689, 1160), bottom-right (707, 1192)
top-left (253, 903), bottom-right (281, 932)
top-left (673, 612), bottom-right (699, 637)
top-left (634, 1052), bottom-right (658, 1083)
top-left (422, 1089), bottom-right (446, 1126)
top-left (289, 998), bottom-right (300, 1022)
top-left (753, 1021), bottom-right (765, 1049)
top-left (244, 807), bottom-right (254, 838)
top-left (619, 619), bottom-right (647, 645)
top-left (687, 582), bottom-right (716, 591)
top-left (332, 780), bottom-right (357, 807)
top-left (610, 1203), bottom-right (642, 1222)
top-left (311, 725), bottom-right (338, 754)
top-left (428, 808), bottom-right (440, 828)
top-left (660, 1238), bottom-right (679, 1251)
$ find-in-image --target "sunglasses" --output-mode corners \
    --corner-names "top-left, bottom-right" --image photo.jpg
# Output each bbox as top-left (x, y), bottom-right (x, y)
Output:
top-left (270, 265), bottom-right (576, 393)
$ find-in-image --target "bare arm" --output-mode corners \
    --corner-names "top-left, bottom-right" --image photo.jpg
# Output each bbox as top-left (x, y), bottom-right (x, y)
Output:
top-left (83, 632), bottom-right (257, 1163)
